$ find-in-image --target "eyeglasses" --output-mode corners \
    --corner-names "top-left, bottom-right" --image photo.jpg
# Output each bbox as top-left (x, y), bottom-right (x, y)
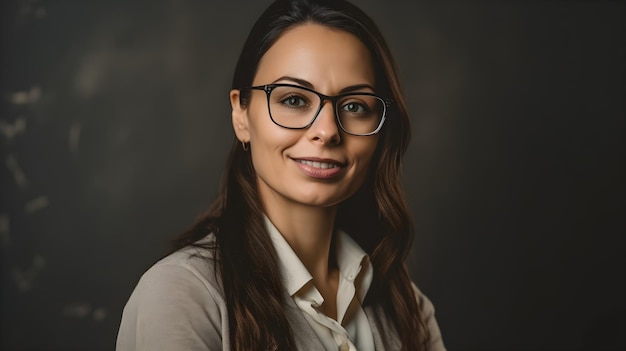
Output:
top-left (241, 83), bottom-right (391, 136)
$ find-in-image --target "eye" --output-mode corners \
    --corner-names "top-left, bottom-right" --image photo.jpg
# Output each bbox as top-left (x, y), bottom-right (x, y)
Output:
top-left (280, 95), bottom-right (309, 108)
top-left (341, 102), bottom-right (369, 114)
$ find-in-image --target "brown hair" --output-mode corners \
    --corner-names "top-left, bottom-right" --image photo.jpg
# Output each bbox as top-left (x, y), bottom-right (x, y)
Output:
top-left (171, 0), bottom-right (429, 349)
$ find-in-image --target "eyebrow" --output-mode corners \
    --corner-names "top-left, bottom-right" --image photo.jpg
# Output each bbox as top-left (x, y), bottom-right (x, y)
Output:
top-left (271, 76), bottom-right (375, 94)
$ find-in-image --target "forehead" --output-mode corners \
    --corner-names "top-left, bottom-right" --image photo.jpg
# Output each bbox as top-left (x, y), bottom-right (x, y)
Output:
top-left (253, 23), bottom-right (375, 91)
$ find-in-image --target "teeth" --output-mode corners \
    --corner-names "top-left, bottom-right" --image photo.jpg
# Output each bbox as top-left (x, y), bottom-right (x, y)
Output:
top-left (297, 159), bottom-right (339, 169)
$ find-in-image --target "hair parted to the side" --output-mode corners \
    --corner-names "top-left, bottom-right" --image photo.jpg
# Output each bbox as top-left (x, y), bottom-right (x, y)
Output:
top-left (171, 0), bottom-right (429, 350)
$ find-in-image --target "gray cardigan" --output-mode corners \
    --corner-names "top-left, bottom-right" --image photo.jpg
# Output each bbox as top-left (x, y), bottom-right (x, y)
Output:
top-left (116, 238), bottom-right (445, 350)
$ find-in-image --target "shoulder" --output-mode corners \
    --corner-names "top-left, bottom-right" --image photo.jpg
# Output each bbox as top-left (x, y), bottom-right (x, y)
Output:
top-left (364, 283), bottom-right (446, 351)
top-left (136, 234), bottom-right (224, 305)
top-left (411, 283), bottom-right (446, 351)
top-left (411, 283), bottom-right (435, 319)
top-left (116, 234), bottom-right (229, 351)
top-left (154, 235), bottom-right (223, 293)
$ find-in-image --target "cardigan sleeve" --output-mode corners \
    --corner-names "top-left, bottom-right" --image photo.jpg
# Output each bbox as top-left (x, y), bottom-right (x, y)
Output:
top-left (116, 262), bottom-right (228, 351)
top-left (413, 283), bottom-right (446, 351)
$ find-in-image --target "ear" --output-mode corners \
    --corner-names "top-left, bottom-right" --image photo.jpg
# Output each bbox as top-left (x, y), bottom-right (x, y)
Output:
top-left (230, 89), bottom-right (250, 143)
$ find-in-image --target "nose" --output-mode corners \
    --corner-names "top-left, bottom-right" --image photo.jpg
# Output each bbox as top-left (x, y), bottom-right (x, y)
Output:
top-left (306, 100), bottom-right (340, 145)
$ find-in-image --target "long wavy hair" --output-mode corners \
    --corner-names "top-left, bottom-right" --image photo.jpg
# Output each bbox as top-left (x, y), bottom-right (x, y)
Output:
top-left (171, 0), bottom-right (428, 350)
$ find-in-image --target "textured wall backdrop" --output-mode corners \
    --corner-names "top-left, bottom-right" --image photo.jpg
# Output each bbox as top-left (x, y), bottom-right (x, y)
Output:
top-left (1, 0), bottom-right (624, 350)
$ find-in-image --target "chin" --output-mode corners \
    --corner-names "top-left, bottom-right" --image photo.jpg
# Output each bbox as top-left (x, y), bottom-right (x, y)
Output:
top-left (292, 189), bottom-right (353, 208)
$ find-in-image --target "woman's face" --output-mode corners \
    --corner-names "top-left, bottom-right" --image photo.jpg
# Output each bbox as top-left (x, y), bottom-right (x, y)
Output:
top-left (231, 24), bottom-right (379, 209)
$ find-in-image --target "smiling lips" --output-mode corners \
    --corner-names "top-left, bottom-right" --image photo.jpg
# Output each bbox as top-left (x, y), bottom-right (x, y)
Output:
top-left (293, 158), bottom-right (344, 179)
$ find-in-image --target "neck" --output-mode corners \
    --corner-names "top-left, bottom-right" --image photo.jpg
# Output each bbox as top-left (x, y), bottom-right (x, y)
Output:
top-left (263, 199), bottom-right (337, 282)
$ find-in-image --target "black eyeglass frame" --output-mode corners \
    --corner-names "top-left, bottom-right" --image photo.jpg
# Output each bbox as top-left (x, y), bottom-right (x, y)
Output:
top-left (240, 83), bottom-right (392, 136)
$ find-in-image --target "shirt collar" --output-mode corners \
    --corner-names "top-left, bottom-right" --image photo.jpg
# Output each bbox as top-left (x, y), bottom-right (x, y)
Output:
top-left (264, 216), bottom-right (373, 301)
top-left (334, 228), bottom-right (373, 303)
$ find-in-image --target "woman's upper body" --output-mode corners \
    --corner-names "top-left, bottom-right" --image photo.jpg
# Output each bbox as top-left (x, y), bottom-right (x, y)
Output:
top-left (117, 0), bottom-right (445, 349)
top-left (116, 218), bottom-right (445, 351)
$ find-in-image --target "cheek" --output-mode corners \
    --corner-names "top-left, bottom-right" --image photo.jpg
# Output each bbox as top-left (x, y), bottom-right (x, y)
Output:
top-left (246, 106), bottom-right (277, 146)
top-left (349, 137), bottom-right (380, 183)
top-left (248, 120), bottom-right (299, 150)
top-left (247, 98), bottom-right (289, 140)
top-left (246, 111), bottom-right (301, 167)
top-left (356, 137), bottom-right (379, 167)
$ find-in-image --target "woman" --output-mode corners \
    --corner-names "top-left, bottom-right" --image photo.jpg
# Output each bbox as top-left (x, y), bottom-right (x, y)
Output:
top-left (117, 0), bottom-right (445, 350)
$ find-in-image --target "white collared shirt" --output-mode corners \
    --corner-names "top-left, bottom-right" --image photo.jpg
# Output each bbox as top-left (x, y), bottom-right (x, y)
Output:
top-left (265, 217), bottom-right (375, 351)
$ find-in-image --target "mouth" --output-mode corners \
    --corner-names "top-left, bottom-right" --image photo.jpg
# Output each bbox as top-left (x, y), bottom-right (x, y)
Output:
top-left (291, 157), bottom-right (345, 179)
top-left (294, 159), bottom-right (341, 169)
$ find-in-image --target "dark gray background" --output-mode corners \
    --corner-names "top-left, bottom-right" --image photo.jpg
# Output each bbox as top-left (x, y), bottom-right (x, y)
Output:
top-left (1, 0), bottom-right (624, 350)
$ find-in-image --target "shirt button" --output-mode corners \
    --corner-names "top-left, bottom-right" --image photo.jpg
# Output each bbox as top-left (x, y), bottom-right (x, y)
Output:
top-left (339, 342), bottom-right (350, 351)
